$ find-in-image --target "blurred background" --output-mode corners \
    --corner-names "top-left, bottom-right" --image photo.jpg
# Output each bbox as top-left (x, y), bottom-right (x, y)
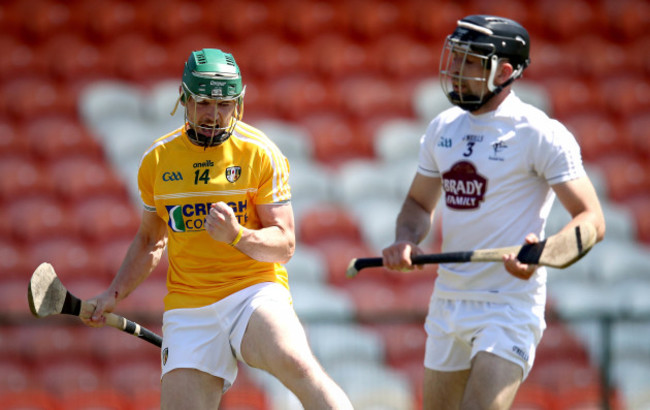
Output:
top-left (1, 0), bottom-right (649, 409)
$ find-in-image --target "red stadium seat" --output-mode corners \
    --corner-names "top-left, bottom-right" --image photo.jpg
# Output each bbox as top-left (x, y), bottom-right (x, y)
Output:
top-left (46, 155), bottom-right (128, 203)
top-left (36, 34), bottom-right (106, 83)
top-left (106, 358), bottom-right (161, 397)
top-left (96, 236), bottom-right (168, 282)
top-left (61, 278), bottom-right (113, 302)
top-left (370, 34), bottom-right (439, 80)
top-left (165, 33), bottom-right (234, 73)
top-left (13, 0), bottom-right (73, 43)
top-left (576, 36), bottom-right (629, 80)
top-left (542, 77), bottom-right (606, 120)
top-left (36, 358), bottom-right (106, 396)
top-left (335, 75), bottom-right (412, 120)
top-left (366, 322), bottom-right (426, 367)
top-left (0, 118), bottom-right (30, 158)
top-left (302, 34), bottom-right (373, 80)
top-left (533, 0), bottom-right (597, 41)
top-left (86, 321), bottom-right (162, 368)
top-left (338, 276), bottom-right (401, 320)
top-left (0, 360), bottom-right (34, 393)
top-left (297, 204), bottom-right (363, 246)
top-left (510, 383), bottom-right (555, 409)
top-left (526, 360), bottom-right (602, 394)
top-left (601, 0), bottom-right (650, 41)
top-left (131, 388), bottom-right (161, 410)
top-left (210, 0), bottom-right (279, 42)
top-left (468, 0), bottom-right (536, 37)
top-left (14, 325), bottom-right (96, 368)
top-left (25, 238), bottom-right (106, 284)
top-left (0, 156), bottom-right (55, 202)
top-left (144, 0), bottom-right (211, 42)
top-left (600, 76), bottom-right (650, 120)
top-left (7, 196), bottom-right (77, 244)
top-left (0, 240), bottom-right (31, 280)
top-left (554, 385), bottom-right (624, 410)
top-left (300, 112), bottom-right (375, 165)
top-left (345, 0), bottom-right (402, 41)
top-left (400, 0), bottom-right (466, 41)
top-left (535, 322), bottom-right (591, 365)
top-left (628, 35), bottom-right (650, 78)
top-left (316, 237), bottom-right (376, 285)
top-left (563, 113), bottom-right (623, 162)
top-left (221, 383), bottom-right (271, 410)
top-left (268, 75), bottom-right (336, 121)
top-left (621, 194), bottom-right (650, 244)
top-left (117, 276), bottom-right (167, 318)
top-left (72, 196), bottom-right (140, 245)
top-left (594, 154), bottom-right (650, 202)
top-left (282, 1), bottom-right (347, 41)
top-left (60, 388), bottom-right (131, 410)
top-left (0, 278), bottom-right (34, 317)
top-left (237, 34), bottom-right (307, 82)
top-left (524, 39), bottom-right (565, 81)
top-left (74, 0), bottom-right (140, 44)
top-left (0, 389), bottom-right (62, 410)
top-left (1, 77), bottom-right (77, 120)
top-left (394, 276), bottom-right (436, 316)
top-left (24, 116), bottom-right (104, 162)
top-left (103, 33), bottom-right (175, 84)
top-left (391, 358), bottom-right (424, 409)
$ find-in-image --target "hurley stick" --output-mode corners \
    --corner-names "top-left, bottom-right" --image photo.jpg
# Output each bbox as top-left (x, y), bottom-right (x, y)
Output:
top-left (28, 262), bottom-right (162, 348)
top-left (347, 222), bottom-right (597, 278)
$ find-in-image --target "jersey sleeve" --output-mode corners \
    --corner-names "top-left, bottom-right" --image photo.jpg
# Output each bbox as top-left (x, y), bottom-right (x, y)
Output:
top-left (535, 120), bottom-right (587, 185)
top-left (137, 150), bottom-right (157, 212)
top-left (417, 118), bottom-right (443, 178)
top-left (256, 146), bottom-right (291, 205)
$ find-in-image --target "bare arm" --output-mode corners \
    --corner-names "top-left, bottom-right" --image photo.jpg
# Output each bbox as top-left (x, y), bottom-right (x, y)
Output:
top-left (503, 175), bottom-right (606, 279)
top-left (552, 176), bottom-right (606, 241)
top-left (383, 173), bottom-right (443, 271)
top-left (205, 201), bottom-right (296, 264)
top-left (81, 209), bottom-right (168, 325)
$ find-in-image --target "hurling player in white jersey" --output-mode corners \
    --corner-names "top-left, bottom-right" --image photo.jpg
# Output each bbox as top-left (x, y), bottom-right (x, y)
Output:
top-left (382, 15), bottom-right (605, 409)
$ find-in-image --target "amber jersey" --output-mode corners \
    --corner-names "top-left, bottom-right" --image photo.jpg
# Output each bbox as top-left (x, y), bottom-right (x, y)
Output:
top-left (138, 121), bottom-right (292, 311)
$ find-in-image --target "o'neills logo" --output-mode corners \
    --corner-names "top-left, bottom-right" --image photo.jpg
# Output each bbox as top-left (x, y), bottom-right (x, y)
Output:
top-left (442, 161), bottom-right (487, 210)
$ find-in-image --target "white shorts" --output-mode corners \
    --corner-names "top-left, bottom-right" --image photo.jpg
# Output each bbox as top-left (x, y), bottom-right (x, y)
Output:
top-left (160, 282), bottom-right (292, 391)
top-left (423, 297), bottom-right (545, 380)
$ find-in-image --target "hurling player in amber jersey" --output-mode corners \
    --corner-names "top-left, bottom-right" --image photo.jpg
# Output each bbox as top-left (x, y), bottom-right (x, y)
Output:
top-left (81, 49), bottom-right (353, 410)
top-left (381, 16), bottom-right (605, 409)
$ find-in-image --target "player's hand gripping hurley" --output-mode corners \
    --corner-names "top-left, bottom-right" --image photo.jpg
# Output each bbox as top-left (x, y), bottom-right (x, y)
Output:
top-left (347, 223), bottom-right (598, 278)
top-left (28, 262), bottom-right (162, 347)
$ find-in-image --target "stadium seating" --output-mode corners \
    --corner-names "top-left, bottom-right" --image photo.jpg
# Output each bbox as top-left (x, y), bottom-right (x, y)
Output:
top-left (1, 0), bottom-right (648, 407)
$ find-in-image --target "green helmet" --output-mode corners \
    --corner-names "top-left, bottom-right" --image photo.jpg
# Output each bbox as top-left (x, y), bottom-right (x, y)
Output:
top-left (182, 49), bottom-right (244, 99)
top-left (180, 49), bottom-right (245, 147)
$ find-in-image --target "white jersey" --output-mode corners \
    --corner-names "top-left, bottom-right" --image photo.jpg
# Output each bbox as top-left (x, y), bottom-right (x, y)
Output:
top-left (417, 92), bottom-right (586, 307)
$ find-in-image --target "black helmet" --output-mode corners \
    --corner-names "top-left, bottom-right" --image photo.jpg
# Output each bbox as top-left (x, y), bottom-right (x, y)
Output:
top-left (440, 15), bottom-right (531, 111)
top-left (451, 15), bottom-right (530, 70)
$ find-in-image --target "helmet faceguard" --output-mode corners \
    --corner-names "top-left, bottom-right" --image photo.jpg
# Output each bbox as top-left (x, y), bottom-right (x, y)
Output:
top-left (172, 49), bottom-right (246, 147)
top-left (440, 15), bottom-right (530, 111)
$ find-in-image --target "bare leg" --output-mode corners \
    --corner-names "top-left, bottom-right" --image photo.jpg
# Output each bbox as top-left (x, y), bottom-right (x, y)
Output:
top-left (423, 367), bottom-right (470, 409)
top-left (161, 368), bottom-right (224, 410)
top-left (241, 302), bottom-right (353, 409)
top-left (461, 351), bottom-right (523, 410)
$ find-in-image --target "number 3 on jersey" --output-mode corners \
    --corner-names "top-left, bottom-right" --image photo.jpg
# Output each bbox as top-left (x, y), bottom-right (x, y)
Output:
top-left (463, 141), bottom-right (475, 157)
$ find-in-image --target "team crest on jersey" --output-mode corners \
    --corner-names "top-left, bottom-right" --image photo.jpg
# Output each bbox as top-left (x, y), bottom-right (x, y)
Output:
top-left (225, 166), bottom-right (241, 183)
top-left (441, 160), bottom-right (487, 210)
